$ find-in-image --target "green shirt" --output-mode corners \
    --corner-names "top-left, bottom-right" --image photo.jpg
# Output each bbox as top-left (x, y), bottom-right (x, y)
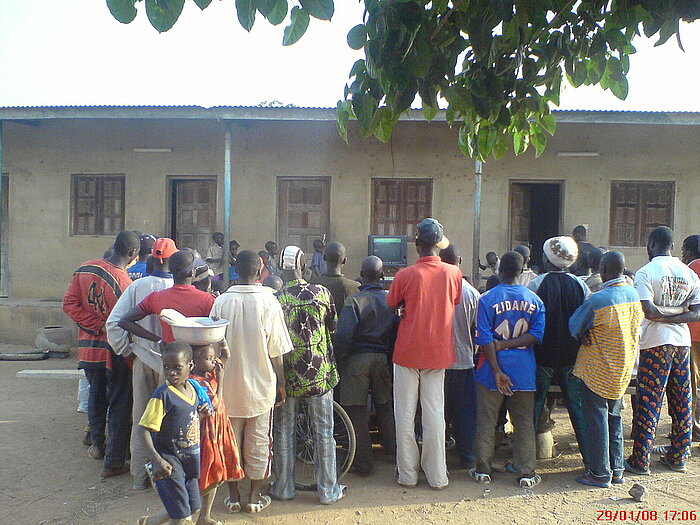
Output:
top-left (276, 279), bottom-right (338, 398)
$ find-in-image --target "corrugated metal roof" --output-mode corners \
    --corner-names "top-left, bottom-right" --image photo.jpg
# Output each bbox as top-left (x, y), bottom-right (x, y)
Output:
top-left (1, 105), bottom-right (700, 125)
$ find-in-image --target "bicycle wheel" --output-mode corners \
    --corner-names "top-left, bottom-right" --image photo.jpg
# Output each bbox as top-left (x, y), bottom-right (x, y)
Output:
top-left (294, 400), bottom-right (356, 491)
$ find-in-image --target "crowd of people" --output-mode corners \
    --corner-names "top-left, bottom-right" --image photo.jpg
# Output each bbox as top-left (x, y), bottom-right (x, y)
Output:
top-left (61, 221), bottom-right (700, 525)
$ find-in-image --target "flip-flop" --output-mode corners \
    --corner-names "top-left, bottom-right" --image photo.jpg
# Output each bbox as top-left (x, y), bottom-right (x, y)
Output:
top-left (518, 473), bottom-right (542, 488)
top-left (468, 468), bottom-right (491, 484)
top-left (223, 496), bottom-right (241, 513)
top-left (246, 494), bottom-right (272, 513)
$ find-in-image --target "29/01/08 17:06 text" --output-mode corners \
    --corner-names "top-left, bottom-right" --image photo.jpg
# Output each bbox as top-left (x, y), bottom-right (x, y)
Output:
top-left (596, 510), bottom-right (697, 521)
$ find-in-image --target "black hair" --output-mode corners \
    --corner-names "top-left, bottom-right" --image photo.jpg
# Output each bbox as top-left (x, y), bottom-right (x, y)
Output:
top-left (169, 250), bottom-right (195, 279)
top-left (324, 242), bottom-right (345, 264)
top-left (439, 245), bottom-right (460, 265)
top-left (682, 235), bottom-right (700, 258)
top-left (513, 245), bottom-right (530, 261)
top-left (486, 251), bottom-right (497, 258)
top-left (162, 341), bottom-right (192, 362)
top-left (213, 232), bottom-right (224, 239)
top-left (145, 255), bottom-right (155, 275)
top-left (265, 241), bottom-right (278, 252)
top-left (139, 234), bottom-right (156, 257)
top-left (113, 231), bottom-right (140, 257)
top-left (485, 274), bottom-right (501, 291)
top-left (263, 275), bottom-right (284, 291)
top-left (499, 251), bottom-right (524, 279)
top-left (572, 225), bottom-right (587, 237)
top-left (237, 250), bottom-right (261, 279)
top-left (211, 280), bottom-right (227, 293)
top-left (191, 343), bottom-right (214, 359)
top-left (588, 247), bottom-right (606, 273)
top-left (649, 226), bottom-right (673, 250)
top-left (229, 239), bottom-right (240, 248)
top-left (600, 251), bottom-right (625, 275)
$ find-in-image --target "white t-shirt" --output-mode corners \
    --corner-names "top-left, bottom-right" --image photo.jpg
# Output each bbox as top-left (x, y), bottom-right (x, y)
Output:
top-left (205, 243), bottom-right (225, 277)
top-left (210, 284), bottom-right (293, 418)
top-left (634, 256), bottom-right (700, 349)
top-left (450, 279), bottom-right (480, 370)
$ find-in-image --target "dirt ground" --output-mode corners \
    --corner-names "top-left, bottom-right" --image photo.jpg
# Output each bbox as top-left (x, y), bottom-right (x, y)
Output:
top-left (1, 355), bottom-right (698, 525)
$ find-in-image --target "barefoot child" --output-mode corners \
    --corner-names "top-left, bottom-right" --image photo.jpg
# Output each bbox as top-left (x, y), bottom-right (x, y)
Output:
top-left (138, 342), bottom-right (203, 525)
top-left (190, 340), bottom-right (244, 525)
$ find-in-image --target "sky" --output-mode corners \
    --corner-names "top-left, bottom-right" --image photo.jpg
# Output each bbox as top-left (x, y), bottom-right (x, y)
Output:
top-left (0, 0), bottom-right (699, 111)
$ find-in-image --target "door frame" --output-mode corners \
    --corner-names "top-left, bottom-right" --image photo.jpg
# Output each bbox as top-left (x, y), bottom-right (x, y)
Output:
top-left (507, 179), bottom-right (565, 251)
top-left (166, 175), bottom-right (218, 243)
top-left (276, 176), bottom-right (332, 248)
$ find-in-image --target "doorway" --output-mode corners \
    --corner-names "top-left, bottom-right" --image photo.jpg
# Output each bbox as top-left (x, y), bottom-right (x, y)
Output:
top-left (1, 175), bottom-right (8, 296)
top-left (169, 178), bottom-right (217, 257)
top-left (509, 181), bottom-right (563, 272)
top-left (277, 177), bottom-right (331, 255)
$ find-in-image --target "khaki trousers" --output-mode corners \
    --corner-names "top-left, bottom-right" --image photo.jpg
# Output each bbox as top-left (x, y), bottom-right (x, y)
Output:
top-left (393, 365), bottom-right (447, 488)
top-left (475, 382), bottom-right (536, 477)
top-left (130, 358), bottom-right (162, 482)
top-left (230, 410), bottom-right (274, 480)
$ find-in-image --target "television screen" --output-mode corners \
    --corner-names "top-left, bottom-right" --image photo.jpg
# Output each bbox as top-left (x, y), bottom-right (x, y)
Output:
top-left (368, 236), bottom-right (407, 265)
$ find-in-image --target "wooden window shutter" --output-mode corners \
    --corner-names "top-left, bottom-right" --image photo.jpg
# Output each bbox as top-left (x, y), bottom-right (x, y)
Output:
top-left (71, 175), bottom-right (125, 235)
top-left (372, 179), bottom-right (433, 236)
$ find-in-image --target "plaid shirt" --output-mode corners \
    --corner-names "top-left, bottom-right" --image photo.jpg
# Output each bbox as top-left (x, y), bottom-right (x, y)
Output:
top-left (276, 279), bottom-right (338, 398)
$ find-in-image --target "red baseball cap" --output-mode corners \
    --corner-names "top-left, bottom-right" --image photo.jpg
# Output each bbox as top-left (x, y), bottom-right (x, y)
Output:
top-left (152, 238), bottom-right (177, 262)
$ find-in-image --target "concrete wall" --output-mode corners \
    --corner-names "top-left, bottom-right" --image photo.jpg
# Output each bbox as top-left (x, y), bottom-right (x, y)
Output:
top-left (3, 117), bottom-right (700, 299)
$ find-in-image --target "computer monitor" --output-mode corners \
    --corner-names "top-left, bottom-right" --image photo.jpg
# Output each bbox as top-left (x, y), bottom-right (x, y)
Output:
top-left (368, 235), bottom-right (407, 266)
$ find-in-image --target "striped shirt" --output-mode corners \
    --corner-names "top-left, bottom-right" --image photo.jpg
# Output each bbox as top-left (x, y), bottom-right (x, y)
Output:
top-left (569, 277), bottom-right (643, 399)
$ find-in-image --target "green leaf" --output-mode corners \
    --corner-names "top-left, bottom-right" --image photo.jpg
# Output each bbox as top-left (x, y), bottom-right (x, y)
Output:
top-left (371, 107), bottom-right (395, 143)
top-left (540, 114), bottom-right (556, 135)
top-left (530, 132), bottom-right (547, 158)
top-left (347, 24), bottom-right (367, 50)
top-left (336, 100), bottom-right (351, 143)
top-left (513, 130), bottom-right (529, 156)
top-left (476, 125), bottom-right (497, 160)
top-left (193, 0), bottom-right (212, 9)
top-left (299, 0), bottom-right (333, 20)
top-left (351, 94), bottom-right (377, 137)
top-left (349, 59), bottom-right (366, 78)
top-left (262, 0), bottom-right (287, 25)
top-left (236, 0), bottom-right (256, 31)
top-left (282, 6), bottom-right (310, 46)
top-left (609, 76), bottom-right (629, 100)
top-left (422, 101), bottom-right (438, 121)
top-left (145, 0), bottom-right (184, 32)
top-left (458, 123), bottom-right (474, 158)
top-left (107, 0), bottom-right (138, 24)
top-left (492, 132), bottom-right (510, 159)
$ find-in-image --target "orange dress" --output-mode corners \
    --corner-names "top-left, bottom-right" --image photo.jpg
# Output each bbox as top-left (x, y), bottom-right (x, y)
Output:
top-left (190, 371), bottom-right (245, 490)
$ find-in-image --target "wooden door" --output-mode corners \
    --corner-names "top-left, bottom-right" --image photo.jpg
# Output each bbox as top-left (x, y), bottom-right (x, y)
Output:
top-left (173, 179), bottom-right (217, 256)
top-left (278, 178), bottom-right (330, 255)
top-left (510, 183), bottom-right (531, 249)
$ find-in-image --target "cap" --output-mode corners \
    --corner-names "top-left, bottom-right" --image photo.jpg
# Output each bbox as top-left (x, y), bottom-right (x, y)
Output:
top-left (416, 218), bottom-right (450, 250)
top-left (152, 238), bottom-right (177, 262)
top-left (193, 258), bottom-right (214, 282)
top-left (543, 236), bottom-right (578, 269)
top-left (279, 245), bottom-right (305, 271)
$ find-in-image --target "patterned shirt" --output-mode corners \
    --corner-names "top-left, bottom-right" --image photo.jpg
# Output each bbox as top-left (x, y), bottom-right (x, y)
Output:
top-left (570, 278), bottom-right (644, 399)
top-left (276, 279), bottom-right (338, 398)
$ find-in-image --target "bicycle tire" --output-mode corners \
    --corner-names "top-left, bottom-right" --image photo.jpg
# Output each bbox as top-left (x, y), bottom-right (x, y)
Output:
top-left (294, 400), bottom-right (356, 491)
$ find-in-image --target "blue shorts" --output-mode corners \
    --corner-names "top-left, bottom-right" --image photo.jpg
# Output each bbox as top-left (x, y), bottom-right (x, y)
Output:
top-left (155, 453), bottom-right (201, 519)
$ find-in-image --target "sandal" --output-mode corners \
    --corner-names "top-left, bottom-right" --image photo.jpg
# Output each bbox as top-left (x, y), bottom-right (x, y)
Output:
top-left (659, 455), bottom-right (687, 473)
top-left (223, 496), bottom-right (241, 514)
top-left (518, 473), bottom-right (541, 488)
top-left (246, 494), bottom-right (272, 513)
top-left (624, 459), bottom-right (650, 476)
top-left (468, 468), bottom-right (491, 484)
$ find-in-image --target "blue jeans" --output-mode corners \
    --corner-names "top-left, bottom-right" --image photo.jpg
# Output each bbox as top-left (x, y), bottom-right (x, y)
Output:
top-left (580, 382), bottom-right (624, 482)
top-left (270, 391), bottom-right (344, 504)
top-left (534, 364), bottom-right (589, 466)
top-left (84, 355), bottom-right (132, 468)
top-left (444, 368), bottom-right (477, 468)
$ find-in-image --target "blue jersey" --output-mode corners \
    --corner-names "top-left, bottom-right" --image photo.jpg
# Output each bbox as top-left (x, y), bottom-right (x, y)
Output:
top-left (128, 260), bottom-right (148, 280)
top-left (474, 284), bottom-right (545, 391)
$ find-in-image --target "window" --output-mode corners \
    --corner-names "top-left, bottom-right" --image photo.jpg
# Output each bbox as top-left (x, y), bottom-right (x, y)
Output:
top-left (372, 179), bottom-right (433, 236)
top-left (71, 175), bottom-right (125, 235)
top-left (609, 181), bottom-right (674, 247)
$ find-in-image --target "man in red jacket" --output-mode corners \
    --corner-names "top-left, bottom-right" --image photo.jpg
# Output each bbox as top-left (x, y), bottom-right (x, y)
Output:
top-left (63, 230), bottom-right (140, 478)
top-left (387, 218), bottom-right (462, 490)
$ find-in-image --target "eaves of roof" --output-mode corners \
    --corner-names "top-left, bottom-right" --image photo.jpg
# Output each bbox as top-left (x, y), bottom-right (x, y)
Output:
top-left (0, 105), bottom-right (699, 126)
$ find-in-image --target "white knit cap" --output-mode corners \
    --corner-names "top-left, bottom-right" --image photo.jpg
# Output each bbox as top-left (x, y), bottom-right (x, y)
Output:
top-left (543, 236), bottom-right (578, 269)
top-left (279, 245), bottom-right (305, 271)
